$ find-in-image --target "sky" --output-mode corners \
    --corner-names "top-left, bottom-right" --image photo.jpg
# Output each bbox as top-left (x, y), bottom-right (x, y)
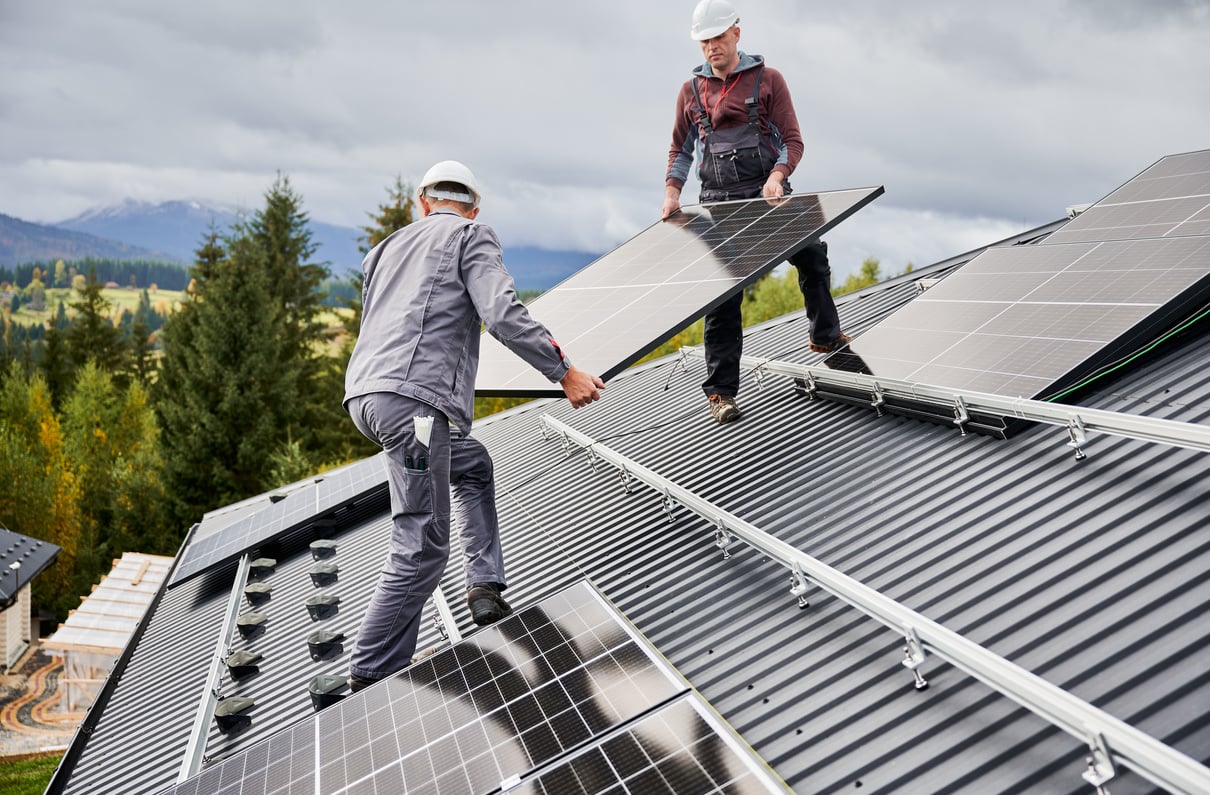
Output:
top-left (1, 0), bottom-right (1208, 279)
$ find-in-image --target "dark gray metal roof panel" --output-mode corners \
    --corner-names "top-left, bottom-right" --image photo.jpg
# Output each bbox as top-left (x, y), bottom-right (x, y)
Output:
top-left (51, 223), bottom-right (1209, 794)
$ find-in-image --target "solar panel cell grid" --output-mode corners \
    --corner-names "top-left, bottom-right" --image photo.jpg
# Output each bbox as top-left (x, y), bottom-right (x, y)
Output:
top-left (827, 150), bottom-right (1210, 403)
top-left (476, 188), bottom-right (883, 395)
top-left (157, 581), bottom-right (786, 795)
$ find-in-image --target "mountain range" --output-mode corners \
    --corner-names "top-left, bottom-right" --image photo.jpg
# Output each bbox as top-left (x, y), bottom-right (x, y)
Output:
top-left (1, 200), bottom-right (600, 291)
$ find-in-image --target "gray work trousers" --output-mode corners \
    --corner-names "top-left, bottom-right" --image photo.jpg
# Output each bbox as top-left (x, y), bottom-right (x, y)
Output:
top-left (345, 392), bottom-right (505, 680)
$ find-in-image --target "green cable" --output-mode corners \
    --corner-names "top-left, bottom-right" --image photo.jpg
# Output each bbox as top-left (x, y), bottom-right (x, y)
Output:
top-left (1045, 302), bottom-right (1210, 401)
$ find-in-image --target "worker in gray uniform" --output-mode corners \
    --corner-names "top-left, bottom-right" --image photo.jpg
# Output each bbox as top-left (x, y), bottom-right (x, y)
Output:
top-left (343, 160), bottom-right (604, 691)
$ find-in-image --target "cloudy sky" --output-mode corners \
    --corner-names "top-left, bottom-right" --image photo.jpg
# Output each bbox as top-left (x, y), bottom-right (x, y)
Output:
top-left (2, 0), bottom-right (1207, 278)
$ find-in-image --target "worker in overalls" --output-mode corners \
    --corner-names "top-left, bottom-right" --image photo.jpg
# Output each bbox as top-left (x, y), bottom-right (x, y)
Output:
top-left (344, 160), bottom-right (604, 691)
top-left (663, 0), bottom-right (849, 424)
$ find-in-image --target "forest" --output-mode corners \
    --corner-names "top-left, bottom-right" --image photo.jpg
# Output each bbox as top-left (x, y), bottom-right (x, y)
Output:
top-left (0, 173), bottom-right (900, 623)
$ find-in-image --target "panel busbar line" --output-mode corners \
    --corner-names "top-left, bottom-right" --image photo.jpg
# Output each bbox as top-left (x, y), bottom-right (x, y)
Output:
top-left (475, 187), bottom-right (883, 396)
top-left (823, 150), bottom-right (1210, 404)
top-left (156, 580), bottom-right (789, 795)
top-left (168, 455), bottom-right (390, 588)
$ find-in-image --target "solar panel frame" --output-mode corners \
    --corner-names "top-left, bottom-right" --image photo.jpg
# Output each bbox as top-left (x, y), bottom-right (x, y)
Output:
top-left (822, 150), bottom-right (1210, 408)
top-left (475, 187), bottom-right (884, 396)
top-left (168, 455), bottom-right (390, 588)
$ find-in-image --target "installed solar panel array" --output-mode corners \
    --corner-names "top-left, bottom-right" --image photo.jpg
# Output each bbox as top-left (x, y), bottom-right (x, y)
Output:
top-left (169, 455), bottom-right (389, 587)
top-left (158, 580), bottom-right (786, 794)
top-left (826, 149), bottom-right (1210, 403)
top-left (475, 187), bottom-right (883, 396)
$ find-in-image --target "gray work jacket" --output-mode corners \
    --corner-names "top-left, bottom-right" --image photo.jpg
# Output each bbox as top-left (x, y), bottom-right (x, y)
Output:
top-left (344, 209), bottom-right (570, 431)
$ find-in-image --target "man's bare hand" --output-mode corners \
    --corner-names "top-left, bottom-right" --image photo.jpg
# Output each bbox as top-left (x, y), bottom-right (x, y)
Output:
top-left (560, 365), bottom-right (605, 409)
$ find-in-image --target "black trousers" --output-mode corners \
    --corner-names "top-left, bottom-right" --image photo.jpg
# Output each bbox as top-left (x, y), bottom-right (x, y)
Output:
top-left (702, 239), bottom-right (841, 398)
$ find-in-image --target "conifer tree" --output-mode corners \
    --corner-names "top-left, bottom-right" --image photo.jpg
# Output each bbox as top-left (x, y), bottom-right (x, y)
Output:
top-left (156, 231), bottom-right (294, 521)
top-left (41, 302), bottom-right (74, 407)
top-left (65, 265), bottom-right (129, 383)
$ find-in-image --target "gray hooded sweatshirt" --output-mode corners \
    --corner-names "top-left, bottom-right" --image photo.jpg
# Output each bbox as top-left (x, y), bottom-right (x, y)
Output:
top-left (344, 209), bottom-right (570, 431)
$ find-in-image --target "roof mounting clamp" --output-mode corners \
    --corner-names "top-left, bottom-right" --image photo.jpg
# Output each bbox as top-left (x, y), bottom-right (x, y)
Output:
top-left (953, 396), bottom-right (970, 436)
top-left (1067, 415), bottom-right (1089, 461)
top-left (618, 466), bottom-right (634, 494)
top-left (902, 626), bottom-right (929, 690)
top-left (789, 563), bottom-right (810, 609)
top-left (753, 361), bottom-right (769, 391)
top-left (585, 446), bottom-right (600, 474)
top-left (1081, 729), bottom-right (1116, 793)
top-left (714, 526), bottom-right (739, 560)
top-left (660, 488), bottom-right (676, 522)
top-left (792, 372), bottom-right (818, 400)
top-left (871, 382), bottom-right (886, 416)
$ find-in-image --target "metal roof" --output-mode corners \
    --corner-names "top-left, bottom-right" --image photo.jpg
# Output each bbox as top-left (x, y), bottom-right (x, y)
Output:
top-left (48, 219), bottom-right (1209, 794)
top-left (0, 525), bottom-right (60, 607)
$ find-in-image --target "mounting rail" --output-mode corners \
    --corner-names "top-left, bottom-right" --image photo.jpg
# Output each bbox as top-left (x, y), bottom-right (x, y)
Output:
top-left (540, 413), bottom-right (1210, 795)
top-left (679, 347), bottom-right (1210, 453)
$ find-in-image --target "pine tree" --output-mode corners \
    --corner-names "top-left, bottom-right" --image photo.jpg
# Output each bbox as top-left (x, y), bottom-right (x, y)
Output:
top-left (228, 175), bottom-right (331, 459)
top-left (41, 302), bottom-right (74, 407)
top-left (156, 231), bottom-right (295, 520)
top-left (65, 265), bottom-right (129, 382)
top-left (360, 175), bottom-right (416, 254)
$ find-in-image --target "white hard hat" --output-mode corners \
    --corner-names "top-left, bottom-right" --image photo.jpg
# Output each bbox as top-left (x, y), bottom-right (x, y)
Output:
top-left (417, 160), bottom-right (482, 207)
top-left (690, 0), bottom-right (739, 40)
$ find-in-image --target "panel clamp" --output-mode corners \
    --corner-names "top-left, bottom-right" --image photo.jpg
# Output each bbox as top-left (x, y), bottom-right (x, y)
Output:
top-left (953, 395), bottom-right (970, 436)
top-left (871, 382), bottom-right (886, 416)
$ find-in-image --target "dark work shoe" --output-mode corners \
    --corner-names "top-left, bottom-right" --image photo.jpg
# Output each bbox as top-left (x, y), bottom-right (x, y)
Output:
top-left (348, 674), bottom-right (379, 693)
top-left (468, 582), bottom-right (513, 626)
top-left (707, 394), bottom-right (741, 424)
top-left (808, 332), bottom-right (851, 353)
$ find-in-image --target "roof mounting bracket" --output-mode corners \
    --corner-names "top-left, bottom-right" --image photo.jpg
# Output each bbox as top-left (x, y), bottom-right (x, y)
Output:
top-left (791, 372), bottom-right (818, 400)
top-left (870, 382), bottom-right (886, 416)
top-left (556, 430), bottom-right (573, 458)
top-left (585, 446), bottom-right (600, 474)
top-left (1067, 415), bottom-right (1089, 461)
top-left (789, 563), bottom-right (810, 609)
top-left (953, 396), bottom-right (970, 437)
top-left (1082, 729), bottom-right (1116, 794)
top-left (618, 466), bottom-right (634, 494)
top-left (714, 523), bottom-right (739, 560)
top-left (901, 626), bottom-right (929, 690)
top-left (660, 488), bottom-right (676, 522)
top-left (752, 360), bottom-right (769, 391)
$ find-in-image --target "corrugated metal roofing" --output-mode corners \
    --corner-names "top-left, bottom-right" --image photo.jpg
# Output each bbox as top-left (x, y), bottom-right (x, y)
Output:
top-left (48, 220), bottom-right (1209, 794)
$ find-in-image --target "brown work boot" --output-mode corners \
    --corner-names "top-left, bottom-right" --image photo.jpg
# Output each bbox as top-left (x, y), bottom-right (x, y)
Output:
top-left (707, 394), bottom-right (741, 424)
top-left (467, 582), bottom-right (513, 626)
top-left (808, 332), bottom-right (851, 353)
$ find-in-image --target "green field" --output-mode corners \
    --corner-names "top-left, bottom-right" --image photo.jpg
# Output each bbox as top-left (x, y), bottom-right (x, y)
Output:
top-left (8, 287), bottom-right (184, 327)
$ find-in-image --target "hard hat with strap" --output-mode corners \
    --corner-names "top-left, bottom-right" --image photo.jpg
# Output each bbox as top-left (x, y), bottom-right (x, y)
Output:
top-left (417, 160), bottom-right (482, 207)
top-left (690, 0), bottom-right (739, 41)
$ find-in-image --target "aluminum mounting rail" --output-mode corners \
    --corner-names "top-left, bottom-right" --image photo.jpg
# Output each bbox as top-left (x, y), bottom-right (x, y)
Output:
top-left (539, 413), bottom-right (1210, 795)
top-left (680, 346), bottom-right (1210, 454)
top-left (179, 552), bottom-right (251, 782)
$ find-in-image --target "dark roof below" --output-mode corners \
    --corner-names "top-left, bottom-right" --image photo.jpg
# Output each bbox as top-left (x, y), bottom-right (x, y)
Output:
top-left (0, 526), bottom-right (59, 606)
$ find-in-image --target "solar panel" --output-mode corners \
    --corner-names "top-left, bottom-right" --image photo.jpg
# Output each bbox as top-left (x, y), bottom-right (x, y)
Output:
top-left (824, 150), bottom-right (1210, 410)
top-left (158, 580), bottom-right (788, 794)
top-left (1045, 149), bottom-right (1210, 244)
top-left (475, 187), bottom-right (883, 396)
top-left (169, 455), bottom-right (389, 587)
